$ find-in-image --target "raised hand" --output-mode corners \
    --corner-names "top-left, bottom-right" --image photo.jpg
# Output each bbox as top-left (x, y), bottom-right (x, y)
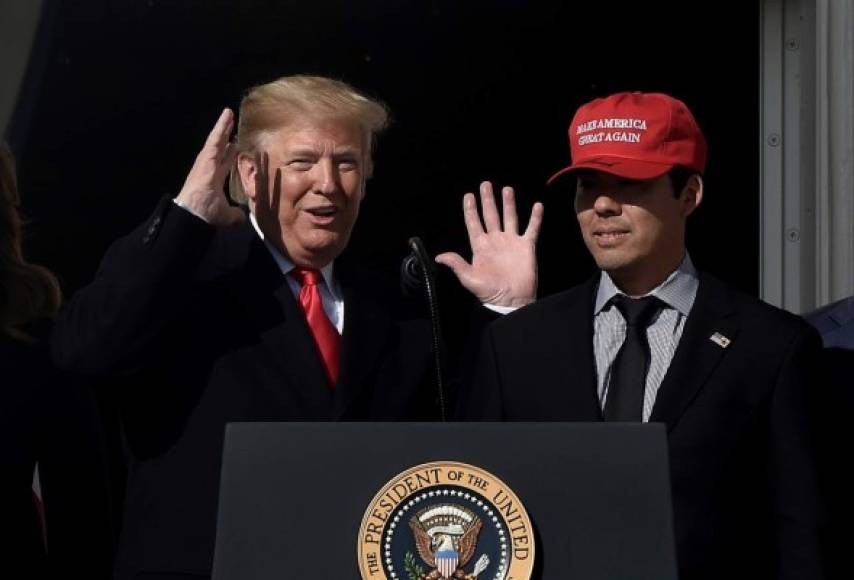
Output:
top-left (175, 108), bottom-right (244, 225)
top-left (436, 181), bottom-right (544, 308)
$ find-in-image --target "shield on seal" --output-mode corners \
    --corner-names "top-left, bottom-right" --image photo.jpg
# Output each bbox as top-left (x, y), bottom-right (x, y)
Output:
top-left (436, 549), bottom-right (459, 579)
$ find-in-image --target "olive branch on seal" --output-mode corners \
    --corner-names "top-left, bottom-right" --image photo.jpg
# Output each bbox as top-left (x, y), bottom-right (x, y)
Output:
top-left (403, 551), bottom-right (427, 580)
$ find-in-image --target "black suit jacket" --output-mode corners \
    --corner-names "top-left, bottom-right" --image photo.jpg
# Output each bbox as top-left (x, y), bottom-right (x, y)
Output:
top-left (459, 272), bottom-right (825, 580)
top-left (806, 296), bottom-right (854, 349)
top-left (51, 200), bottom-right (439, 579)
top-left (805, 298), bottom-right (854, 580)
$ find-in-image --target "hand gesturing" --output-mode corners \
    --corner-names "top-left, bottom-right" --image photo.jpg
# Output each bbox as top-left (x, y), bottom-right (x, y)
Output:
top-left (175, 108), bottom-right (244, 225)
top-left (436, 181), bottom-right (544, 308)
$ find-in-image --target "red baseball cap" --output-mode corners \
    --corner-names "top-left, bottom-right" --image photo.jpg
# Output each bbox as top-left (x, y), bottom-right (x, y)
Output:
top-left (547, 92), bottom-right (707, 185)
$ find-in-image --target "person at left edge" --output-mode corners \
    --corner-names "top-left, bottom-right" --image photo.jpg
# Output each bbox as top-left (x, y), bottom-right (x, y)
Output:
top-left (49, 75), bottom-right (543, 580)
top-left (0, 142), bottom-right (114, 579)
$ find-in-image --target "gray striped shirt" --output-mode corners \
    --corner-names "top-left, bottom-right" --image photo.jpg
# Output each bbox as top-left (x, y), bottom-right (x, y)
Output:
top-left (593, 255), bottom-right (699, 421)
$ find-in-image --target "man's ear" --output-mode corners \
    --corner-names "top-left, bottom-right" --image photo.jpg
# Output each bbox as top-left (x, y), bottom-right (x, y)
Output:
top-left (237, 152), bottom-right (257, 202)
top-left (680, 174), bottom-right (704, 217)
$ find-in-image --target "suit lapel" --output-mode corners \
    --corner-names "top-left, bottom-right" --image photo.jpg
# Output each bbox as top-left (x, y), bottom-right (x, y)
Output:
top-left (545, 276), bottom-right (602, 421)
top-left (228, 230), bottom-right (333, 416)
top-left (650, 273), bottom-right (739, 430)
top-left (266, 283), bottom-right (335, 414)
top-left (332, 263), bottom-right (392, 419)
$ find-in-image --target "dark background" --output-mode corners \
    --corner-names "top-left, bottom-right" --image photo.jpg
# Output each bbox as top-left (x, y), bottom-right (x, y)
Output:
top-left (8, 0), bottom-right (759, 302)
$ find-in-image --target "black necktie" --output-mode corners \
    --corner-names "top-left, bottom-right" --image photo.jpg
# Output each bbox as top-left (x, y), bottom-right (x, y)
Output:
top-left (604, 295), bottom-right (663, 421)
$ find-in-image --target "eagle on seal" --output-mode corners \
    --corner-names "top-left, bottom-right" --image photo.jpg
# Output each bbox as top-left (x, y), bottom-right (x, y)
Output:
top-left (409, 510), bottom-right (489, 579)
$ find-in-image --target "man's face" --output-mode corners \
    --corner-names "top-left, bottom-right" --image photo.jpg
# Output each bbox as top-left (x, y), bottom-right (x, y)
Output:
top-left (574, 170), bottom-right (700, 293)
top-left (243, 120), bottom-right (366, 268)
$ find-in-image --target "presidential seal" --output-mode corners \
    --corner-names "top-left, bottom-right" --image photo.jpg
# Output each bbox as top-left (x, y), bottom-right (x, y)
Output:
top-left (357, 462), bottom-right (534, 580)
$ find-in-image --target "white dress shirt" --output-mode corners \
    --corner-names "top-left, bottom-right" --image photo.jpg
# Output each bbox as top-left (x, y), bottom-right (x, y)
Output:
top-left (249, 213), bottom-right (344, 334)
top-left (593, 254), bottom-right (699, 421)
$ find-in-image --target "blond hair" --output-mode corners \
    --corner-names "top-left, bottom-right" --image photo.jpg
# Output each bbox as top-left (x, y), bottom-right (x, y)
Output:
top-left (0, 143), bottom-right (62, 341)
top-left (229, 75), bottom-right (389, 204)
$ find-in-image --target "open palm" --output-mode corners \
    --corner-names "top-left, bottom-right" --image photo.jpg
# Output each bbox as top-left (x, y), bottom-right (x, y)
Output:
top-left (436, 181), bottom-right (543, 308)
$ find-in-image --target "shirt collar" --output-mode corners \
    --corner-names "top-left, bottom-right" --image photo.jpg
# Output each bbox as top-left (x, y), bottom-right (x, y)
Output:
top-left (249, 212), bottom-right (339, 298)
top-left (594, 253), bottom-right (699, 316)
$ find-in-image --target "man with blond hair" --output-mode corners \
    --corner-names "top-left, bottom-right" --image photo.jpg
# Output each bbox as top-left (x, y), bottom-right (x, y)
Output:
top-left (51, 75), bottom-right (542, 579)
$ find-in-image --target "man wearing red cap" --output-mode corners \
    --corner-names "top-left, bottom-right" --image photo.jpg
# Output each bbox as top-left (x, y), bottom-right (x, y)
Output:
top-left (458, 92), bottom-right (824, 579)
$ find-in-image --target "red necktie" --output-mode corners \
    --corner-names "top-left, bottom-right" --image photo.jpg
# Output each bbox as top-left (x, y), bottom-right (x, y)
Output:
top-left (290, 268), bottom-right (341, 385)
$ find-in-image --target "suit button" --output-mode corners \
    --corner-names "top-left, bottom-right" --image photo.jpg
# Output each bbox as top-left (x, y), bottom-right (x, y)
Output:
top-left (143, 214), bottom-right (163, 244)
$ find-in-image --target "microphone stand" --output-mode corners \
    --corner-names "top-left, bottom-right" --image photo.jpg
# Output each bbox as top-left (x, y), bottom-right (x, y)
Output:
top-left (401, 237), bottom-right (446, 421)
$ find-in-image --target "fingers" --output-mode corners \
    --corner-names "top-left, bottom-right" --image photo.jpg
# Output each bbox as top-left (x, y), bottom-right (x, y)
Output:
top-left (523, 202), bottom-right (545, 241)
top-left (479, 181), bottom-right (501, 232)
top-left (463, 181), bottom-right (537, 239)
top-left (501, 186), bottom-right (518, 234)
top-left (224, 141), bottom-right (237, 164)
top-left (462, 192), bottom-right (484, 240)
top-left (214, 142), bottom-right (237, 183)
top-left (205, 108), bottom-right (234, 153)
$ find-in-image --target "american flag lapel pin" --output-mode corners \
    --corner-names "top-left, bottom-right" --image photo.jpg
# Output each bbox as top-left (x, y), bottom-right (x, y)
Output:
top-left (709, 332), bottom-right (731, 348)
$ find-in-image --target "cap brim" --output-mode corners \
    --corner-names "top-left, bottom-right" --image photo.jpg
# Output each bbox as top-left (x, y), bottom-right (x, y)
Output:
top-left (546, 157), bottom-right (675, 186)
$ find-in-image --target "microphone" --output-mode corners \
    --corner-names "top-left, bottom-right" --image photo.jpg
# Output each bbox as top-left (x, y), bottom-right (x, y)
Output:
top-left (401, 237), bottom-right (446, 421)
top-left (400, 248), bottom-right (425, 294)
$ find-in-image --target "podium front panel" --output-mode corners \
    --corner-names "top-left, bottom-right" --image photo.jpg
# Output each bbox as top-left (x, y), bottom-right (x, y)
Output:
top-left (212, 422), bottom-right (676, 580)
